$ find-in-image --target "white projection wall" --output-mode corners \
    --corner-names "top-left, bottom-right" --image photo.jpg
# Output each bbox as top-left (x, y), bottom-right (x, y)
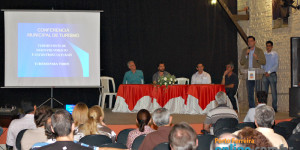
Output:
top-left (4, 10), bottom-right (101, 87)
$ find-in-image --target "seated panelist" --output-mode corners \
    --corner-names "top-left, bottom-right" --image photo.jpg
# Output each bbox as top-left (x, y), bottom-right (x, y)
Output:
top-left (122, 61), bottom-right (144, 84)
top-left (191, 63), bottom-right (211, 84)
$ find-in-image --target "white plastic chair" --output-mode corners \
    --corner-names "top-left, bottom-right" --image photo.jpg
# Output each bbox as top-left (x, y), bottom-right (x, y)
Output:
top-left (234, 79), bottom-right (241, 113)
top-left (176, 78), bottom-right (190, 85)
top-left (99, 76), bottom-right (117, 109)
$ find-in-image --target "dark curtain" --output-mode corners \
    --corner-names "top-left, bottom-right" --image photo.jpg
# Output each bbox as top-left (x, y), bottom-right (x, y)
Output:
top-left (0, 0), bottom-right (237, 107)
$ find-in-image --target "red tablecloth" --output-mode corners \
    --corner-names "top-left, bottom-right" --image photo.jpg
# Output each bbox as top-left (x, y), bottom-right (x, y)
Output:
top-left (116, 84), bottom-right (225, 111)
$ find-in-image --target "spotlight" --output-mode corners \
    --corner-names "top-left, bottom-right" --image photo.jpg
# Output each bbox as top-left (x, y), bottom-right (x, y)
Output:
top-left (211, 0), bottom-right (217, 5)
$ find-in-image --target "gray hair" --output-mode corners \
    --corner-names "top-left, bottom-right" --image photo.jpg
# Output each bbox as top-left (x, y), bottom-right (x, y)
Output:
top-left (169, 122), bottom-right (197, 150)
top-left (255, 105), bottom-right (275, 128)
top-left (215, 92), bottom-right (227, 105)
top-left (127, 60), bottom-right (135, 67)
top-left (152, 108), bottom-right (170, 126)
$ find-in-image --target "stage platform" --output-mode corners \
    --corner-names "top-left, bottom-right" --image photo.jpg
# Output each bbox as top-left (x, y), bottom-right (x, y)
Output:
top-left (104, 109), bottom-right (291, 125)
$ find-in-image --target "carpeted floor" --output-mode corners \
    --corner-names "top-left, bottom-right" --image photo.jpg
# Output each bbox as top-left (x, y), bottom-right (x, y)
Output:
top-left (103, 109), bottom-right (291, 125)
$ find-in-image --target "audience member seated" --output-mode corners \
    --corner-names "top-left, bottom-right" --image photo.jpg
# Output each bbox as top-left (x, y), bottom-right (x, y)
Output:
top-left (122, 60), bottom-right (144, 84)
top-left (31, 117), bottom-right (56, 149)
top-left (152, 62), bottom-right (170, 84)
top-left (203, 91), bottom-right (238, 134)
top-left (237, 127), bottom-right (273, 149)
top-left (139, 108), bottom-right (173, 150)
top-left (191, 63), bottom-right (211, 84)
top-left (243, 91), bottom-right (267, 122)
top-left (21, 105), bottom-right (53, 150)
top-left (78, 105), bottom-right (116, 141)
top-left (6, 100), bottom-right (37, 149)
top-left (210, 133), bottom-right (244, 149)
top-left (38, 109), bottom-right (97, 150)
top-left (126, 109), bottom-right (154, 148)
top-left (169, 122), bottom-right (198, 150)
top-left (293, 122), bottom-right (300, 134)
top-left (72, 102), bottom-right (89, 141)
top-left (234, 105), bottom-right (288, 148)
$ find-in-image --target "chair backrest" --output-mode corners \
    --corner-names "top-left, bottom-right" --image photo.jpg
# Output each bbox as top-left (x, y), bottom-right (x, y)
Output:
top-left (117, 128), bottom-right (135, 146)
top-left (131, 134), bottom-right (146, 150)
top-left (176, 78), bottom-right (189, 85)
top-left (237, 122), bottom-right (256, 130)
top-left (197, 134), bottom-right (215, 150)
top-left (290, 117), bottom-right (300, 124)
top-left (100, 143), bottom-right (128, 149)
top-left (288, 133), bottom-right (300, 141)
top-left (274, 121), bottom-right (297, 140)
top-left (287, 139), bottom-right (300, 149)
top-left (79, 134), bottom-right (112, 147)
top-left (213, 118), bottom-right (238, 136)
top-left (100, 76), bottom-right (116, 93)
top-left (16, 129), bottom-right (27, 150)
top-left (154, 142), bottom-right (170, 150)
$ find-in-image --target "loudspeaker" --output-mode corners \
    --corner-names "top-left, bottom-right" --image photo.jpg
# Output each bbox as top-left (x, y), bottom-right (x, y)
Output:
top-left (289, 37), bottom-right (300, 117)
top-left (289, 88), bottom-right (300, 117)
top-left (291, 37), bottom-right (300, 87)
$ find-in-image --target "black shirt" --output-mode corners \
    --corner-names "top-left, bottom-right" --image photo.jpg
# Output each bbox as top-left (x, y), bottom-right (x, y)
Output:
top-left (225, 72), bottom-right (239, 92)
top-left (38, 141), bottom-right (93, 150)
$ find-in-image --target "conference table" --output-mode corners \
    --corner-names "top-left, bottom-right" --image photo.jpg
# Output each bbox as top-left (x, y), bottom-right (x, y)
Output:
top-left (112, 84), bottom-right (233, 114)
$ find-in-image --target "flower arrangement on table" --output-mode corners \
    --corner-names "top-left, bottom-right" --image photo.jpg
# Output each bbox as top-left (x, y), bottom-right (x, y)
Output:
top-left (156, 74), bottom-right (176, 88)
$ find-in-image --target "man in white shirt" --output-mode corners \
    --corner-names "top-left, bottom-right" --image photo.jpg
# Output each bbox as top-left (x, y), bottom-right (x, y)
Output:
top-left (234, 105), bottom-right (288, 149)
top-left (191, 63), bottom-right (211, 84)
top-left (6, 101), bottom-right (36, 150)
top-left (243, 91), bottom-right (267, 122)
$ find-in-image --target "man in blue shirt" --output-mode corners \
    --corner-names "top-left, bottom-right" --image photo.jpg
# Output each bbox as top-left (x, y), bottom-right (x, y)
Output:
top-left (122, 61), bottom-right (144, 84)
top-left (262, 41), bottom-right (279, 112)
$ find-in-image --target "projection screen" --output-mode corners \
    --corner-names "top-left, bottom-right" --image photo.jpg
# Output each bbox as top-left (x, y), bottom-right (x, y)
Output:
top-left (4, 10), bottom-right (101, 87)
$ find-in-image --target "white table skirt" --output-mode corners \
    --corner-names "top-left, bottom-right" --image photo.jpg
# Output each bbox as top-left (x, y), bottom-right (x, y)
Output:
top-left (112, 95), bottom-right (233, 114)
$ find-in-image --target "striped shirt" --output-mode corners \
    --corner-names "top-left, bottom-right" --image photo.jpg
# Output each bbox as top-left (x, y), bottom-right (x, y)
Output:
top-left (204, 104), bottom-right (238, 125)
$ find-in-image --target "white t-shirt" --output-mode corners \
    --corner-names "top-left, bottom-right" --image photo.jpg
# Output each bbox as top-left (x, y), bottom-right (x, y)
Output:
top-left (6, 114), bottom-right (36, 150)
top-left (191, 71), bottom-right (211, 84)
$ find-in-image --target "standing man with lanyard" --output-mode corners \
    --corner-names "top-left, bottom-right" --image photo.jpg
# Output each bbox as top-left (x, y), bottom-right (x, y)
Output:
top-left (262, 41), bottom-right (279, 112)
top-left (240, 36), bottom-right (266, 108)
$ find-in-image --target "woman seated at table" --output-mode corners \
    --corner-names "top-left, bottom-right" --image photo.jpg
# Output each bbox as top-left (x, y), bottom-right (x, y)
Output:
top-left (78, 105), bottom-right (116, 141)
top-left (126, 109), bottom-right (155, 148)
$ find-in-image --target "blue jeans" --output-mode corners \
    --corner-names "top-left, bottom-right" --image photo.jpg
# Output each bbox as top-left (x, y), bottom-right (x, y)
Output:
top-left (246, 80), bottom-right (256, 108)
top-left (262, 73), bottom-right (278, 110)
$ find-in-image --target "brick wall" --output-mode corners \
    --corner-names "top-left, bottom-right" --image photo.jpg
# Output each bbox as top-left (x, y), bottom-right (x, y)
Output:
top-left (236, 0), bottom-right (300, 112)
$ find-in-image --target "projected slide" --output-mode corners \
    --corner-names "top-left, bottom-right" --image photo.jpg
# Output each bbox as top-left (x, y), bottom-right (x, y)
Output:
top-left (5, 11), bottom-right (100, 87)
top-left (18, 23), bottom-right (89, 77)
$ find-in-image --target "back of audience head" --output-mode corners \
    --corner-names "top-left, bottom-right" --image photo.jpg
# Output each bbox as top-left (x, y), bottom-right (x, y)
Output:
top-left (51, 109), bottom-right (73, 137)
top-left (72, 102), bottom-right (89, 127)
top-left (152, 108), bottom-right (172, 127)
top-left (255, 105), bottom-right (275, 128)
top-left (169, 122), bottom-right (197, 150)
top-left (34, 105), bottom-right (53, 127)
top-left (88, 105), bottom-right (105, 124)
top-left (237, 127), bottom-right (273, 149)
top-left (82, 105), bottom-right (105, 135)
top-left (136, 109), bottom-right (151, 132)
top-left (215, 91), bottom-right (227, 105)
top-left (45, 117), bottom-right (56, 140)
top-left (21, 100), bottom-right (36, 114)
top-left (256, 91), bottom-right (268, 104)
